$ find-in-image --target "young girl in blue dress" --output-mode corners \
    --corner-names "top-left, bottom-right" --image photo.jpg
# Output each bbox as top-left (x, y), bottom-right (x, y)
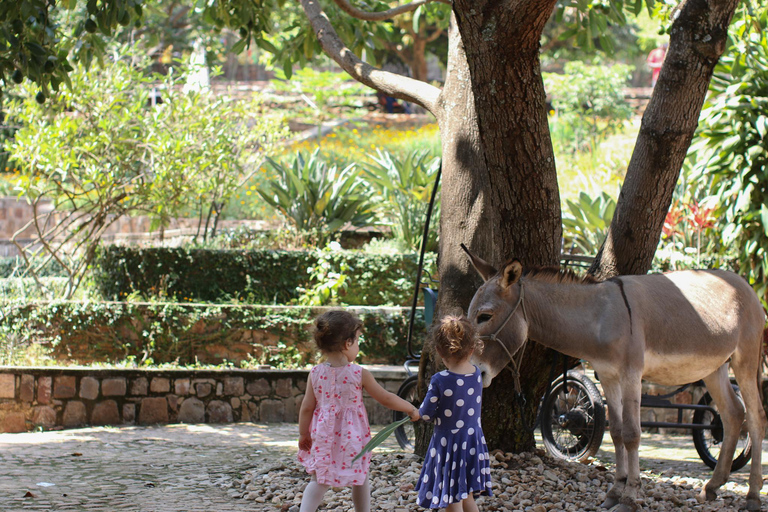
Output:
top-left (417, 315), bottom-right (492, 511)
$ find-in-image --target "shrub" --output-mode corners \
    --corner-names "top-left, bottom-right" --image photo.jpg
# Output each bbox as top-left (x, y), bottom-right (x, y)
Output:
top-left (91, 245), bottom-right (437, 307)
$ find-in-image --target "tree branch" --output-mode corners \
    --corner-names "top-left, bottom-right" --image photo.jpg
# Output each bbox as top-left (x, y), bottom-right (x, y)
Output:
top-left (331, 0), bottom-right (449, 22)
top-left (299, 0), bottom-right (441, 114)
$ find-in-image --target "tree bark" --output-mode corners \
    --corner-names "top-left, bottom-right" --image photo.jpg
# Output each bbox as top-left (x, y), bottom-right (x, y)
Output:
top-left (589, 0), bottom-right (740, 279)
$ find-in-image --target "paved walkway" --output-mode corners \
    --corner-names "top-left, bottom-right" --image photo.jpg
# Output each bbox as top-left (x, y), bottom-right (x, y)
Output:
top-left (0, 423), bottom-right (762, 511)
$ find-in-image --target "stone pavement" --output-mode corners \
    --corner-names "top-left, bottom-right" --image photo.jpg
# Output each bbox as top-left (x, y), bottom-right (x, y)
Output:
top-left (0, 423), bottom-right (763, 511)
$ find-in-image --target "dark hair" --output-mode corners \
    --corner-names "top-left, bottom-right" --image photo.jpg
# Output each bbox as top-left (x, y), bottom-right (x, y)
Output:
top-left (313, 310), bottom-right (363, 354)
top-left (432, 315), bottom-right (482, 361)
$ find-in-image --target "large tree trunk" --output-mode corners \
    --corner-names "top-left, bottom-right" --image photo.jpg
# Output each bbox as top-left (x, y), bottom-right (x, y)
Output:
top-left (590, 0), bottom-right (740, 279)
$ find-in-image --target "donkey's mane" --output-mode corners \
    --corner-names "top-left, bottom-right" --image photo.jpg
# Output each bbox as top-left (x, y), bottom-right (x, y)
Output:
top-left (522, 265), bottom-right (599, 285)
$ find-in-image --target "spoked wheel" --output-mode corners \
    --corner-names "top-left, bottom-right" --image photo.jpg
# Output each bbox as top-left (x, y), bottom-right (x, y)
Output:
top-left (393, 375), bottom-right (419, 452)
top-left (540, 370), bottom-right (606, 463)
top-left (692, 386), bottom-right (752, 472)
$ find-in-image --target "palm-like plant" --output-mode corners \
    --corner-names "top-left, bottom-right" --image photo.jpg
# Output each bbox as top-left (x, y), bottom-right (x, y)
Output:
top-left (258, 149), bottom-right (378, 236)
top-left (362, 149), bottom-right (441, 252)
top-left (562, 191), bottom-right (616, 255)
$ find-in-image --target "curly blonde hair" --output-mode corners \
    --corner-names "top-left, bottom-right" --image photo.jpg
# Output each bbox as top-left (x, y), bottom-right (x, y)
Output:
top-left (432, 315), bottom-right (482, 361)
top-left (313, 310), bottom-right (363, 354)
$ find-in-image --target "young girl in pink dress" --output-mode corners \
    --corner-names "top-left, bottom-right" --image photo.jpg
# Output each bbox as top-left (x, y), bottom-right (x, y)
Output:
top-left (297, 310), bottom-right (420, 512)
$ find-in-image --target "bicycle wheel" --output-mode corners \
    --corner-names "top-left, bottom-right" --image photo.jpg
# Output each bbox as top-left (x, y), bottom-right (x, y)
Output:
top-left (692, 387), bottom-right (752, 471)
top-left (393, 375), bottom-right (419, 452)
top-left (540, 370), bottom-right (606, 463)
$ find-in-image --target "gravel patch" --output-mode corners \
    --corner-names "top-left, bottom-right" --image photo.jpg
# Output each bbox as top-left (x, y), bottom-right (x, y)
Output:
top-left (240, 449), bottom-right (754, 511)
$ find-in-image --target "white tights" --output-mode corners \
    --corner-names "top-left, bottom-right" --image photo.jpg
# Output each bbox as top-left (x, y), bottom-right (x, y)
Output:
top-left (299, 475), bottom-right (370, 512)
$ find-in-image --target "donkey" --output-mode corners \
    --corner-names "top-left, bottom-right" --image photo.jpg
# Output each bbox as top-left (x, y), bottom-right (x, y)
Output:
top-left (462, 247), bottom-right (766, 511)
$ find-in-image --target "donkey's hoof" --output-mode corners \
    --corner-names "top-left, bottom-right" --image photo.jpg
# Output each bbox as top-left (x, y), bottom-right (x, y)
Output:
top-left (615, 496), bottom-right (640, 512)
top-left (745, 497), bottom-right (761, 511)
top-left (698, 486), bottom-right (717, 503)
top-left (600, 496), bottom-right (619, 509)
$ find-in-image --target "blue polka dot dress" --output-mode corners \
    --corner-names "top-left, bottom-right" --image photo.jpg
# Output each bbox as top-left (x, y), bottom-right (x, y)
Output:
top-left (416, 366), bottom-right (492, 508)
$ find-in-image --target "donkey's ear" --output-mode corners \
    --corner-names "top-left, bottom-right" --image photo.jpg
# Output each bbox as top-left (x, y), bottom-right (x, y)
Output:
top-left (460, 243), bottom-right (497, 282)
top-left (500, 259), bottom-right (523, 289)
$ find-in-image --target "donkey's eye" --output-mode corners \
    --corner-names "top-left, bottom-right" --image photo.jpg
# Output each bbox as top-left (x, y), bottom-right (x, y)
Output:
top-left (477, 313), bottom-right (492, 324)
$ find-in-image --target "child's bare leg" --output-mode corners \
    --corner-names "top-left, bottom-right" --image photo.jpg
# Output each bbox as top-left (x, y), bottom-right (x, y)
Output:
top-left (462, 494), bottom-right (479, 512)
top-left (446, 503), bottom-right (463, 512)
top-left (299, 475), bottom-right (330, 512)
top-left (351, 477), bottom-right (370, 512)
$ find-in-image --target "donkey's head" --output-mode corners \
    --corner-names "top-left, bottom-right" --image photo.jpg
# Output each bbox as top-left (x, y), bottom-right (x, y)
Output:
top-left (462, 244), bottom-right (528, 388)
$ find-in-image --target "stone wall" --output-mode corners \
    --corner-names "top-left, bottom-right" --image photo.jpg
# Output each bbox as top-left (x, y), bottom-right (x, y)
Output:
top-left (0, 366), bottom-right (406, 433)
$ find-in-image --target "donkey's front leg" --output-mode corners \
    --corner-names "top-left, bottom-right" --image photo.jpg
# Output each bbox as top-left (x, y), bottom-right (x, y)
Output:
top-left (615, 376), bottom-right (643, 512)
top-left (599, 379), bottom-right (626, 510)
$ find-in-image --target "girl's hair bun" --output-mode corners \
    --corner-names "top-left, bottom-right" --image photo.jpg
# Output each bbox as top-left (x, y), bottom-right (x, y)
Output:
top-left (433, 315), bottom-right (481, 361)
top-left (313, 310), bottom-right (363, 354)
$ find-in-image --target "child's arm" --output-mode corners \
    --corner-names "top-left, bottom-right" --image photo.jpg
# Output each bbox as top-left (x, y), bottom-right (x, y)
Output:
top-left (418, 376), bottom-right (441, 422)
top-left (361, 369), bottom-right (419, 421)
top-left (298, 374), bottom-right (317, 451)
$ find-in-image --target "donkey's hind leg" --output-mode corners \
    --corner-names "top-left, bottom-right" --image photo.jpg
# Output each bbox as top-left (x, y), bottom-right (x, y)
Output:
top-left (599, 378), bottom-right (627, 510)
top-left (730, 348), bottom-right (766, 511)
top-left (697, 364), bottom-right (745, 503)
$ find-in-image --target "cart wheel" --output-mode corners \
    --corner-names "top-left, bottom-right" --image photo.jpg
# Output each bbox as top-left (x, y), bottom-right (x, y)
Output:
top-left (393, 375), bottom-right (419, 452)
top-left (692, 387), bottom-right (752, 472)
top-left (540, 370), bottom-right (606, 463)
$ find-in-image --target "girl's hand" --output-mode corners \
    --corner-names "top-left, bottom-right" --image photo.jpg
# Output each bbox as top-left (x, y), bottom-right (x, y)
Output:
top-left (408, 407), bottom-right (420, 422)
top-left (299, 433), bottom-right (313, 451)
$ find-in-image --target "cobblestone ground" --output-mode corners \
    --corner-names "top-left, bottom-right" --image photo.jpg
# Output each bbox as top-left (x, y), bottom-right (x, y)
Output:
top-left (0, 423), bottom-right (763, 511)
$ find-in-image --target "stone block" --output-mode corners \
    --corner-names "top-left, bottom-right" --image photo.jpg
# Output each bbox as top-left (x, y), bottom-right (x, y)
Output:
top-left (275, 378), bottom-right (292, 398)
top-left (79, 377), bottom-right (99, 400)
top-left (53, 376), bottom-right (76, 399)
top-left (224, 377), bottom-right (244, 396)
top-left (247, 379), bottom-right (270, 397)
top-left (178, 398), bottom-right (205, 423)
top-left (297, 378), bottom-right (307, 393)
top-left (31, 406), bottom-right (57, 428)
top-left (207, 400), bottom-right (233, 423)
top-left (174, 379), bottom-right (190, 396)
top-left (259, 400), bottom-right (284, 423)
top-left (19, 375), bottom-right (34, 402)
top-left (102, 378), bottom-right (127, 397)
top-left (123, 404), bottom-right (135, 424)
top-left (240, 402), bottom-right (250, 422)
top-left (63, 401), bottom-right (87, 427)
top-left (138, 397), bottom-right (168, 424)
top-left (248, 402), bottom-right (259, 422)
top-left (293, 395), bottom-right (305, 423)
top-left (216, 382), bottom-right (223, 396)
top-left (91, 400), bottom-right (120, 426)
top-left (1, 411), bottom-right (26, 433)
top-left (196, 382), bottom-right (212, 398)
top-left (284, 396), bottom-right (296, 423)
top-left (231, 397), bottom-right (241, 410)
top-left (167, 394), bottom-right (179, 413)
top-left (130, 378), bottom-right (148, 396)
top-left (37, 377), bottom-right (51, 404)
top-left (150, 378), bottom-right (170, 393)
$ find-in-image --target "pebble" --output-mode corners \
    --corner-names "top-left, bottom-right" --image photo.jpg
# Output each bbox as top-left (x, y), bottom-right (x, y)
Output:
top-left (240, 450), bottom-right (750, 511)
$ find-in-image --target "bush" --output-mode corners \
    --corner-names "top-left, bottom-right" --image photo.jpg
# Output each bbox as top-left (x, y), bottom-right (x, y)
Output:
top-left (92, 245), bottom-right (437, 307)
top-left (0, 301), bottom-right (423, 367)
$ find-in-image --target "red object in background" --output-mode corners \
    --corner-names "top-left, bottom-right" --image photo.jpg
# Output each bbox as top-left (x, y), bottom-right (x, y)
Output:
top-left (647, 45), bottom-right (667, 86)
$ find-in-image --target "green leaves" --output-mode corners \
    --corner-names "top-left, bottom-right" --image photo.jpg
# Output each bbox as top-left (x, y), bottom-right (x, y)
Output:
top-left (362, 149), bottom-right (441, 253)
top-left (258, 149), bottom-right (377, 238)
top-left (562, 191), bottom-right (616, 255)
top-left (687, 5), bottom-right (768, 305)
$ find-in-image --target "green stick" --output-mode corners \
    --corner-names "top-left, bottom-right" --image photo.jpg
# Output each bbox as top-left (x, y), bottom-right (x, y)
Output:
top-left (352, 416), bottom-right (411, 462)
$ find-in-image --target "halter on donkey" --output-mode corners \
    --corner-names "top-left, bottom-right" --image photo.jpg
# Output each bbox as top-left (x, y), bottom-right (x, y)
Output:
top-left (462, 246), bottom-right (767, 512)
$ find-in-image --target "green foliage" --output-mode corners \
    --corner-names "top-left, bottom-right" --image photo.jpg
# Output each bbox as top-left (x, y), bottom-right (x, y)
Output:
top-left (258, 149), bottom-right (378, 238)
top-left (362, 149), bottom-right (441, 252)
top-left (561, 191), bottom-right (616, 255)
top-left (272, 68), bottom-right (372, 121)
top-left (0, 300), bottom-right (422, 366)
top-left (92, 245), bottom-right (437, 307)
top-left (296, 242), bottom-right (350, 306)
top-left (6, 45), bottom-right (285, 297)
top-left (686, 6), bottom-right (768, 303)
top-left (544, 61), bottom-right (633, 154)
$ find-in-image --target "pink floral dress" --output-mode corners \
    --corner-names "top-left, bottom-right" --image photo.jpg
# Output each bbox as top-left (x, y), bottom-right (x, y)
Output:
top-left (298, 363), bottom-right (372, 486)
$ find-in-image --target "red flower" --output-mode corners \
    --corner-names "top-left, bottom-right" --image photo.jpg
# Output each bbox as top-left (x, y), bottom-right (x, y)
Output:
top-left (688, 201), bottom-right (714, 230)
top-left (663, 202), bottom-right (684, 239)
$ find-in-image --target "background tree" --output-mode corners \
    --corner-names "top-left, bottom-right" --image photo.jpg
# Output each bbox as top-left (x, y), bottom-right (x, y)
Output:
top-left (0, 0), bottom-right (745, 453)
